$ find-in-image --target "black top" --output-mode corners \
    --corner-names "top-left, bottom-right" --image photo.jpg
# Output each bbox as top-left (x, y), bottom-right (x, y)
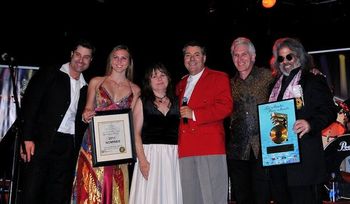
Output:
top-left (141, 97), bottom-right (180, 145)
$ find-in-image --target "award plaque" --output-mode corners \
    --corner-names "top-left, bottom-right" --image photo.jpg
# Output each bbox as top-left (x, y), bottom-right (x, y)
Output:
top-left (257, 98), bottom-right (300, 167)
top-left (90, 109), bottom-right (136, 167)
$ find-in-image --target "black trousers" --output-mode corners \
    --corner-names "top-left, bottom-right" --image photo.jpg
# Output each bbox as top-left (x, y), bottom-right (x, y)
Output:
top-left (228, 153), bottom-right (272, 204)
top-left (21, 132), bottom-right (75, 204)
top-left (270, 165), bottom-right (323, 204)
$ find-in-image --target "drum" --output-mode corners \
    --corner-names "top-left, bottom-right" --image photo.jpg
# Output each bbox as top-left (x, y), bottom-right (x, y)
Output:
top-left (322, 121), bottom-right (346, 149)
top-left (324, 134), bottom-right (350, 198)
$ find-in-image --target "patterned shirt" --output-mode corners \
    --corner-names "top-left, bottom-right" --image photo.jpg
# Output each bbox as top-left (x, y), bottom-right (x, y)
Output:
top-left (227, 66), bottom-right (274, 160)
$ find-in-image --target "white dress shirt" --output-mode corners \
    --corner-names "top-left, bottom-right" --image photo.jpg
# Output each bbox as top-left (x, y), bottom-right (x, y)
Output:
top-left (183, 68), bottom-right (205, 121)
top-left (57, 62), bottom-right (87, 135)
top-left (183, 68), bottom-right (204, 102)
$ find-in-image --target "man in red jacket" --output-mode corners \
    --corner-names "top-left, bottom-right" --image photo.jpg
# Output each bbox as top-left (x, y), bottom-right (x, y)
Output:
top-left (176, 41), bottom-right (233, 204)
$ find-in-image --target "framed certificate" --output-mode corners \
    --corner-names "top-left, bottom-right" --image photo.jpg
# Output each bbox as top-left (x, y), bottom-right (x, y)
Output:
top-left (257, 98), bottom-right (300, 167)
top-left (90, 109), bottom-right (136, 167)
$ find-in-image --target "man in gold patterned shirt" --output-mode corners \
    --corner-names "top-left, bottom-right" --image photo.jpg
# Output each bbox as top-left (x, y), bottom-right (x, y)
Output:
top-left (226, 37), bottom-right (275, 204)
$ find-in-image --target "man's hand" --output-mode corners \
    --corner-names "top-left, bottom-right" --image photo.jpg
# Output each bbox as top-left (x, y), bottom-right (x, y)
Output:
top-left (180, 106), bottom-right (193, 120)
top-left (21, 141), bottom-right (35, 162)
top-left (310, 68), bottom-right (326, 77)
top-left (294, 119), bottom-right (311, 138)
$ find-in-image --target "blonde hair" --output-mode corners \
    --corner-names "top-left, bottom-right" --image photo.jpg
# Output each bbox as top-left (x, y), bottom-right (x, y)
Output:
top-left (105, 45), bottom-right (134, 81)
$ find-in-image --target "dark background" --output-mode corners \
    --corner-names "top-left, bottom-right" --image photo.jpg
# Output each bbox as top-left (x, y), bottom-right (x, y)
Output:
top-left (1, 0), bottom-right (350, 198)
top-left (1, 0), bottom-right (350, 84)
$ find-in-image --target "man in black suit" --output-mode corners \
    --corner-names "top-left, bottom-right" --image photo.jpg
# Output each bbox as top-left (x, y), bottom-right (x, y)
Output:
top-left (268, 37), bottom-right (337, 204)
top-left (20, 39), bottom-right (95, 204)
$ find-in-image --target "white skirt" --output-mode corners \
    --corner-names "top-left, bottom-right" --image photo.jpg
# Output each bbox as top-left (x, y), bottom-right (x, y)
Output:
top-left (129, 144), bottom-right (183, 204)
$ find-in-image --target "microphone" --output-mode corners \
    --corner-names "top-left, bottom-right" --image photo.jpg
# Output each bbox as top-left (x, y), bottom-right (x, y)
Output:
top-left (1, 52), bottom-right (15, 62)
top-left (182, 97), bottom-right (188, 124)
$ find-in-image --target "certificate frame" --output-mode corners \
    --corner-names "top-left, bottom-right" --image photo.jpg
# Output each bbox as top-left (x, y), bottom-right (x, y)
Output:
top-left (257, 98), bottom-right (300, 167)
top-left (90, 109), bottom-right (136, 167)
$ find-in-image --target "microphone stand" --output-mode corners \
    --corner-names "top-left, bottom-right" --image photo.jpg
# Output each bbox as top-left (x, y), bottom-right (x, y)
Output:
top-left (7, 59), bottom-right (22, 204)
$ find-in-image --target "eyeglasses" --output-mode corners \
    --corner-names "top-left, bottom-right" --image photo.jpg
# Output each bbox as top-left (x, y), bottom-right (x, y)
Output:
top-left (277, 54), bottom-right (294, 63)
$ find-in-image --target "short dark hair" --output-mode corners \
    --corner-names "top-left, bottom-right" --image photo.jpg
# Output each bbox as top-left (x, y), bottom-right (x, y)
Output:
top-left (182, 40), bottom-right (207, 56)
top-left (72, 39), bottom-right (96, 57)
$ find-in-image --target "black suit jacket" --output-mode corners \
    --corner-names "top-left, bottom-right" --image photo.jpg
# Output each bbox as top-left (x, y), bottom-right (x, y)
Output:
top-left (20, 64), bottom-right (88, 156)
top-left (284, 72), bottom-right (337, 185)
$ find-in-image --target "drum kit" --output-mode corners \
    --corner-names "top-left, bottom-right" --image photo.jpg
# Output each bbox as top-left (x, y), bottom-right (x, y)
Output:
top-left (322, 99), bottom-right (350, 148)
top-left (323, 99), bottom-right (350, 200)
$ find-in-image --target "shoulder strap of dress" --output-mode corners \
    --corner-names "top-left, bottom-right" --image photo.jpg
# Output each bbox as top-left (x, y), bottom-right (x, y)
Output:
top-left (98, 76), bottom-right (109, 88)
top-left (127, 80), bottom-right (135, 94)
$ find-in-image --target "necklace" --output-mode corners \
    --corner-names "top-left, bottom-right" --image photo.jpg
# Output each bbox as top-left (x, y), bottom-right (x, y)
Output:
top-left (109, 77), bottom-right (125, 88)
top-left (155, 95), bottom-right (167, 103)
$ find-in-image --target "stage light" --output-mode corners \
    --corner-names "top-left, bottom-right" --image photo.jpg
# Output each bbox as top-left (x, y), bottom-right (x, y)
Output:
top-left (262, 0), bottom-right (276, 8)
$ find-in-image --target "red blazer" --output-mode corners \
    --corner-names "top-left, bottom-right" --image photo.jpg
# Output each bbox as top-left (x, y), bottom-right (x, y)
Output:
top-left (176, 68), bottom-right (233, 158)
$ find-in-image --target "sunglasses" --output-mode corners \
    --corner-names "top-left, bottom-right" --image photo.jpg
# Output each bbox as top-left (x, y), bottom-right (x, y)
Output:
top-left (277, 54), bottom-right (294, 63)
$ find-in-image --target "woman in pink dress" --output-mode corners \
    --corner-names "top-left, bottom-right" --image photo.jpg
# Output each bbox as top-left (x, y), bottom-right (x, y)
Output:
top-left (71, 45), bottom-right (140, 204)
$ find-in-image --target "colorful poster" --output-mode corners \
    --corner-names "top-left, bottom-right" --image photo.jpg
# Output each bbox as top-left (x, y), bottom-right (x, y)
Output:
top-left (258, 98), bottom-right (300, 167)
top-left (0, 64), bottom-right (38, 141)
